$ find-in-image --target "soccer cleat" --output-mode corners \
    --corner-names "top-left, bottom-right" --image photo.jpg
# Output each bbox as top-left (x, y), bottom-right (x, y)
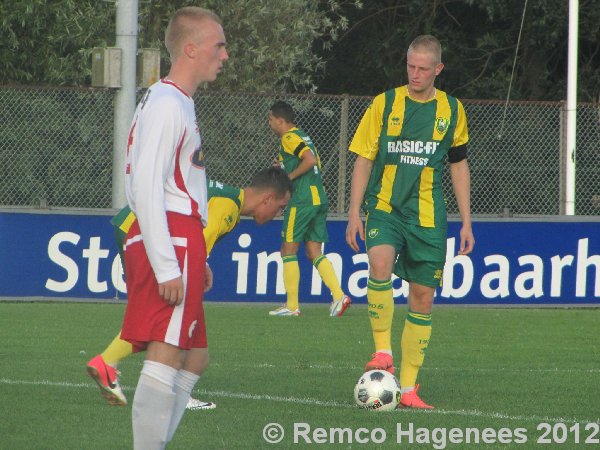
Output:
top-left (398, 384), bottom-right (434, 409)
top-left (329, 294), bottom-right (352, 317)
top-left (186, 397), bottom-right (217, 410)
top-left (365, 351), bottom-right (395, 375)
top-left (86, 354), bottom-right (127, 406)
top-left (268, 305), bottom-right (301, 316)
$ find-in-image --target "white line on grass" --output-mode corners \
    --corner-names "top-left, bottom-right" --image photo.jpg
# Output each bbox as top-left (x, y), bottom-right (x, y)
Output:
top-left (424, 366), bottom-right (600, 374)
top-left (210, 361), bottom-right (600, 375)
top-left (2, 377), bottom-right (598, 425)
top-left (0, 378), bottom-right (91, 388)
top-left (118, 359), bottom-right (600, 375)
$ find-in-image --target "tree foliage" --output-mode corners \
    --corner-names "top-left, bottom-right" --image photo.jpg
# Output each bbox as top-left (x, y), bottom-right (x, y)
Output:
top-left (0, 0), bottom-right (113, 85)
top-left (317, 0), bottom-right (600, 101)
top-left (1, 0), bottom-right (598, 100)
top-left (0, 0), bottom-right (360, 93)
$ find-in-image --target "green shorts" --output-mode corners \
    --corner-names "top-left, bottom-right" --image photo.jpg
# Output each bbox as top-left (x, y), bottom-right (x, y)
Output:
top-left (282, 204), bottom-right (329, 243)
top-left (365, 209), bottom-right (447, 288)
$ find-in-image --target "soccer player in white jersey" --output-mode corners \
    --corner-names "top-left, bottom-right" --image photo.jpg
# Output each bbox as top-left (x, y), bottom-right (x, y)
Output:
top-left (120, 7), bottom-right (227, 449)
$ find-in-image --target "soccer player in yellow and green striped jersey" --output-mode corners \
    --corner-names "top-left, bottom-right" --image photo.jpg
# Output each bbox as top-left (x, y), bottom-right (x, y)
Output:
top-left (346, 35), bottom-right (475, 409)
top-left (268, 101), bottom-right (351, 317)
top-left (87, 167), bottom-right (291, 409)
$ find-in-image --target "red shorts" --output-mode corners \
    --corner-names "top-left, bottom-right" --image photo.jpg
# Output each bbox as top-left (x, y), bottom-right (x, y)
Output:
top-left (121, 212), bottom-right (207, 351)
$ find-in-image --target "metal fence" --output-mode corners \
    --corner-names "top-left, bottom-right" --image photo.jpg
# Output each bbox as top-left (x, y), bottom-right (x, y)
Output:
top-left (1, 85), bottom-right (599, 215)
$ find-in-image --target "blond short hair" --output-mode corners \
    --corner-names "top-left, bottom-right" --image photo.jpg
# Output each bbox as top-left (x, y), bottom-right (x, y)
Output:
top-left (408, 35), bottom-right (442, 64)
top-left (164, 7), bottom-right (222, 61)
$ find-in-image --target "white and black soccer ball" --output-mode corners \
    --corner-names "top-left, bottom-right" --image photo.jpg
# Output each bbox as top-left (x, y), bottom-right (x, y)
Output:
top-left (353, 369), bottom-right (401, 411)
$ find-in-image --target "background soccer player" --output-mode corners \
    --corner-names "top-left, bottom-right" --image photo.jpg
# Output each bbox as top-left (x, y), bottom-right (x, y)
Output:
top-left (346, 35), bottom-right (475, 409)
top-left (87, 168), bottom-right (291, 410)
top-left (268, 101), bottom-right (351, 317)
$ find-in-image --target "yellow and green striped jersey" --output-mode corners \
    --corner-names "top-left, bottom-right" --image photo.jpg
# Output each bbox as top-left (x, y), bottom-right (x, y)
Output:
top-left (111, 180), bottom-right (244, 256)
top-left (278, 127), bottom-right (328, 207)
top-left (349, 86), bottom-right (468, 228)
top-left (204, 180), bottom-right (244, 254)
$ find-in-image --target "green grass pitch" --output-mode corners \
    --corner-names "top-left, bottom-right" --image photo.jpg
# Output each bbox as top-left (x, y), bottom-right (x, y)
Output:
top-left (1, 301), bottom-right (599, 449)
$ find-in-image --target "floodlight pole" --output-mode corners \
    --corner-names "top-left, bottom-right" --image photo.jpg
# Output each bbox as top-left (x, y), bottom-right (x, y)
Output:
top-left (564, 0), bottom-right (578, 215)
top-left (112, 0), bottom-right (138, 208)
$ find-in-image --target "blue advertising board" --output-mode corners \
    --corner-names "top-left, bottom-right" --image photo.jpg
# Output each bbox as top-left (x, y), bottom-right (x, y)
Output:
top-left (1, 210), bottom-right (599, 304)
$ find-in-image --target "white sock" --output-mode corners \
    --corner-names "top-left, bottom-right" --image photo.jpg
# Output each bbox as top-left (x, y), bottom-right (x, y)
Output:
top-left (401, 386), bottom-right (415, 394)
top-left (166, 370), bottom-right (200, 442)
top-left (132, 361), bottom-right (178, 450)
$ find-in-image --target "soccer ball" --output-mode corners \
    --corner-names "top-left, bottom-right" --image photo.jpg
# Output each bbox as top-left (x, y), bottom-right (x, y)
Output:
top-left (353, 370), bottom-right (401, 411)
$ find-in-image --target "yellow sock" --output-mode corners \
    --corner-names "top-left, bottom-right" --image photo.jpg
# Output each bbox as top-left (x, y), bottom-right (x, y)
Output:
top-left (313, 255), bottom-right (344, 301)
top-left (282, 255), bottom-right (300, 311)
top-left (101, 332), bottom-right (133, 366)
top-left (399, 310), bottom-right (432, 389)
top-left (367, 277), bottom-right (394, 351)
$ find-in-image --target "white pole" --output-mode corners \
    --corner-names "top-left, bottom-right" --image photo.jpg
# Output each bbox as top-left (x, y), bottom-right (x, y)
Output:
top-left (112, 0), bottom-right (138, 208)
top-left (565, 0), bottom-right (578, 215)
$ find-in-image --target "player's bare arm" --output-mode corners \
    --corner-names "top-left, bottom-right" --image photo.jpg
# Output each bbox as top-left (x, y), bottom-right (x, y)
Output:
top-left (204, 264), bottom-right (213, 292)
top-left (288, 149), bottom-right (317, 181)
top-left (346, 155), bottom-right (373, 252)
top-left (450, 159), bottom-right (475, 255)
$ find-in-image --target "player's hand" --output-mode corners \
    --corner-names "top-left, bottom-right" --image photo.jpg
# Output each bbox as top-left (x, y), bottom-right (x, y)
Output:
top-left (272, 158), bottom-right (281, 168)
top-left (345, 214), bottom-right (365, 253)
top-left (158, 276), bottom-right (184, 306)
top-left (458, 224), bottom-right (475, 255)
top-left (204, 264), bottom-right (213, 292)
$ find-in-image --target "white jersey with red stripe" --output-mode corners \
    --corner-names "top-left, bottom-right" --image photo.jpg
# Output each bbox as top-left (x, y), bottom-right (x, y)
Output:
top-left (125, 79), bottom-right (208, 283)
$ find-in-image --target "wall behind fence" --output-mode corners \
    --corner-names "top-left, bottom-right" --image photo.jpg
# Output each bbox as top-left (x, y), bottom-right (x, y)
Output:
top-left (1, 210), bottom-right (599, 304)
top-left (1, 86), bottom-right (599, 215)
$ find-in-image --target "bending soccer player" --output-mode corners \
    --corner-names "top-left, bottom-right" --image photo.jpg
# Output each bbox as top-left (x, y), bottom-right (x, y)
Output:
top-left (268, 101), bottom-right (351, 317)
top-left (87, 168), bottom-right (291, 410)
top-left (346, 35), bottom-right (475, 409)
